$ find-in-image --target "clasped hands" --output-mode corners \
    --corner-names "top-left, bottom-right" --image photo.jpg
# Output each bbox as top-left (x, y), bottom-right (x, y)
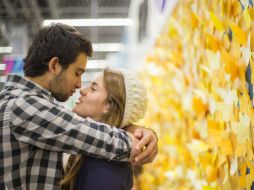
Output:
top-left (125, 125), bottom-right (158, 165)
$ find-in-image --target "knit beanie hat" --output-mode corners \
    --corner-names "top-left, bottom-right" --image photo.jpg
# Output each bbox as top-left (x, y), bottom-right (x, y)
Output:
top-left (119, 69), bottom-right (148, 128)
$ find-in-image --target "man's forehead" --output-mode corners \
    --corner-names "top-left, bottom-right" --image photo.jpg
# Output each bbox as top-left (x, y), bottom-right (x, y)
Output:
top-left (74, 53), bottom-right (87, 65)
top-left (72, 59), bottom-right (87, 70)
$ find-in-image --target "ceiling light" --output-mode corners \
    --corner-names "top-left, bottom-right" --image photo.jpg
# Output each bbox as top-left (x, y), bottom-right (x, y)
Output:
top-left (42, 18), bottom-right (132, 27)
top-left (0, 47), bottom-right (12, 53)
top-left (86, 60), bottom-right (108, 69)
top-left (0, 64), bottom-right (6, 70)
top-left (0, 76), bottom-right (6, 82)
top-left (92, 43), bottom-right (124, 52)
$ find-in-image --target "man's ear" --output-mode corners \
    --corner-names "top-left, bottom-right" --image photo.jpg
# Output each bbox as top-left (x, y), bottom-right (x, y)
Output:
top-left (48, 57), bottom-right (62, 75)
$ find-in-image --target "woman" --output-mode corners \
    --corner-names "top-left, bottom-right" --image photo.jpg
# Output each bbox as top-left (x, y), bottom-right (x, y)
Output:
top-left (61, 68), bottom-right (147, 190)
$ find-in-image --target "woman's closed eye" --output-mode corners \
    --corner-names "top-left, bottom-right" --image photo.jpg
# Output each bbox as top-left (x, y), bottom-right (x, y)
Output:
top-left (90, 82), bottom-right (99, 92)
top-left (90, 86), bottom-right (96, 92)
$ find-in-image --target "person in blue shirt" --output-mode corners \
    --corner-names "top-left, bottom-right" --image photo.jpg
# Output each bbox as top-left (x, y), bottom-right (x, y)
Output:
top-left (61, 68), bottom-right (149, 190)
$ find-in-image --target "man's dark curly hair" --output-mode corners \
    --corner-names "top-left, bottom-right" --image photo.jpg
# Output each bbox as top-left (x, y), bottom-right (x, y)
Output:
top-left (23, 23), bottom-right (93, 77)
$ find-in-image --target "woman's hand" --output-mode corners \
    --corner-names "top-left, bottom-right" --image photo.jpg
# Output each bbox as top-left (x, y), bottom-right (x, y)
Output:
top-left (125, 125), bottom-right (158, 165)
top-left (128, 132), bottom-right (142, 163)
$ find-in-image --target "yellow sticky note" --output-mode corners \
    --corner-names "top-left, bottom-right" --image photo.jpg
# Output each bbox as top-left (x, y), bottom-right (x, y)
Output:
top-left (235, 143), bottom-right (247, 157)
top-left (246, 174), bottom-right (252, 190)
top-left (221, 50), bottom-right (239, 81)
top-left (239, 63), bottom-right (247, 84)
top-left (229, 22), bottom-right (247, 45)
top-left (240, 0), bottom-right (249, 9)
top-left (229, 174), bottom-right (239, 190)
top-left (205, 33), bottom-right (219, 52)
top-left (246, 159), bottom-right (254, 178)
top-left (247, 108), bottom-right (254, 125)
top-left (208, 119), bottom-right (220, 129)
top-left (192, 97), bottom-right (207, 116)
top-left (206, 165), bottom-right (218, 182)
top-left (216, 102), bottom-right (234, 122)
top-left (243, 9), bottom-right (252, 29)
top-left (205, 50), bottom-right (221, 71)
top-left (191, 12), bottom-right (199, 28)
top-left (239, 160), bottom-right (247, 188)
top-left (232, 0), bottom-right (242, 16)
top-left (250, 31), bottom-right (254, 51)
top-left (239, 175), bottom-right (246, 188)
top-left (217, 155), bottom-right (227, 167)
top-left (208, 120), bottom-right (222, 145)
top-left (239, 93), bottom-right (251, 113)
top-left (203, 186), bottom-right (218, 190)
top-left (210, 12), bottom-right (224, 31)
top-left (250, 59), bottom-right (254, 84)
top-left (239, 112), bottom-right (251, 128)
top-left (221, 163), bottom-right (232, 189)
top-left (249, 8), bottom-right (254, 20)
top-left (230, 157), bottom-right (238, 176)
top-left (187, 139), bottom-right (209, 153)
top-left (241, 46), bottom-right (251, 66)
top-left (218, 138), bottom-right (233, 155)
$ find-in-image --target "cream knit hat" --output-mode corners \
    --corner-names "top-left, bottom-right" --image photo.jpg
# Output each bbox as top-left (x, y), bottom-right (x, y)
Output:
top-left (119, 69), bottom-right (148, 128)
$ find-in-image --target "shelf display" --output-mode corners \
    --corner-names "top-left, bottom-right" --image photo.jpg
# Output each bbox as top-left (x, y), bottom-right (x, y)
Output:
top-left (2, 56), bottom-right (24, 76)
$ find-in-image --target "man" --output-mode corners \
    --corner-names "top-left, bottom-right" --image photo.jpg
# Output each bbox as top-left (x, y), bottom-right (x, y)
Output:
top-left (0, 23), bottom-right (158, 190)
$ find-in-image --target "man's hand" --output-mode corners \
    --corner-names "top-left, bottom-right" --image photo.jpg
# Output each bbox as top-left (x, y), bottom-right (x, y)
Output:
top-left (125, 125), bottom-right (158, 165)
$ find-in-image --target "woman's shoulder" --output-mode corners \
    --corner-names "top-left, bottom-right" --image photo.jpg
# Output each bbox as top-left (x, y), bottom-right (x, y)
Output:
top-left (83, 156), bottom-right (131, 170)
top-left (76, 157), bottom-right (133, 190)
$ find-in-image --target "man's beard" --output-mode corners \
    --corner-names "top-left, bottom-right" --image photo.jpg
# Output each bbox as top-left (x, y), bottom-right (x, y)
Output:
top-left (49, 71), bottom-right (69, 102)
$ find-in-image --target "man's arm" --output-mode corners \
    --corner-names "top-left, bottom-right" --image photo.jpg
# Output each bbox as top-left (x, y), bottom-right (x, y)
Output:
top-left (124, 125), bottom-right (158, 165)
top-left (10, 94), bottom-right (132, 162)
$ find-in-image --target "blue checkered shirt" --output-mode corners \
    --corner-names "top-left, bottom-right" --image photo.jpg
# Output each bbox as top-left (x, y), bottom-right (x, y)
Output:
top-left (0, 75), bottom-right (131, 190)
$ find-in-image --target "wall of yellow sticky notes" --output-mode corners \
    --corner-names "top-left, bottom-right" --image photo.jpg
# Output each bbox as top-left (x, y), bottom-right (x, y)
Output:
top-left (139, 0), bottom-right (254, 189)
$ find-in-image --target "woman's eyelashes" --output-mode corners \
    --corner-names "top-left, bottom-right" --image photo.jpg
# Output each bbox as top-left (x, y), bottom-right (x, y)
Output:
top-left (90, 85), bottom-right (96, 92)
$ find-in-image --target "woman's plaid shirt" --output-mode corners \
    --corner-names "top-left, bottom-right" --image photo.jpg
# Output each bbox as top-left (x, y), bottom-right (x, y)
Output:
top-left (0, 75), bottom-right (131, 190)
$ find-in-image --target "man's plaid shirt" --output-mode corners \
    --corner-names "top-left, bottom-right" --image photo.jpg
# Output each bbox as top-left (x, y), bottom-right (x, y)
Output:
top-left (0, 75), bottom-right (131, 190)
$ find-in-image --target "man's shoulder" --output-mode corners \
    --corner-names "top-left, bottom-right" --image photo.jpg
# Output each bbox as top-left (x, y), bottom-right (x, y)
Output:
top-left (4, 86), bottom-right (55, 113)
top-left (0, 86), bottom-right (31, 104)
top-left (13, 90), bottom-right (54, 108)
top-left (1, 85), bottom-right (36, 96)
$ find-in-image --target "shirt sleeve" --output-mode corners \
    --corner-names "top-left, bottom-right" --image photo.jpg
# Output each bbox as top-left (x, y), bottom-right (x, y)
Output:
top-left (10, 93), bottom-right (131, 162)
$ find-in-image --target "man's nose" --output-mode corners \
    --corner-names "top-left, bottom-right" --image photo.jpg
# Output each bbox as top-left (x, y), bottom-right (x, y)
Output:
top-left (76, 77), bottom-right (82, 89)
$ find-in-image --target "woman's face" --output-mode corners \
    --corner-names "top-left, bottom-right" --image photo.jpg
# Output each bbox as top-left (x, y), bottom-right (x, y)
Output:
top-left (73, 73), bottom-right (110, 121)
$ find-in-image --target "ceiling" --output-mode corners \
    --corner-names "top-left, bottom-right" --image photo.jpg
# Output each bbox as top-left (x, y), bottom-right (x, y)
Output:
top-left (0, 0), bottom-right (131, 60)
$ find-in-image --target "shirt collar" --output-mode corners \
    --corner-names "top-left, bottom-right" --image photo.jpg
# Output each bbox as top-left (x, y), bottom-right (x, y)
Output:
top-left (5, 74), bottom-right (55, 101)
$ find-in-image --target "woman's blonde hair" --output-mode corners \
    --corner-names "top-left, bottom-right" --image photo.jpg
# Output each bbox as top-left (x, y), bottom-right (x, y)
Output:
top-left (60, 68), bottom-right (126, 189)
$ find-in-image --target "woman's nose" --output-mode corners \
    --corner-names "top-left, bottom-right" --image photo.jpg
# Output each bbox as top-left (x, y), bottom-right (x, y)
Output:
top-left (80, 88), bottom-right (88, 96)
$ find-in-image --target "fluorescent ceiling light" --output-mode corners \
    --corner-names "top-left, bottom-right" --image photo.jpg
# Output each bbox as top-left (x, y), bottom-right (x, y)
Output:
top-left (0, 76), bottom-right (6, 83)
top-left (0, 46), bottom-right (12, 53)
top-left (0, 64), bottom-right (6, 70)
top-left (92, 43), bottom-right (124, 52)
top-left (42, 18), bottom-right (132, 27)
top-left (87, 60), bottom-right (108, 69)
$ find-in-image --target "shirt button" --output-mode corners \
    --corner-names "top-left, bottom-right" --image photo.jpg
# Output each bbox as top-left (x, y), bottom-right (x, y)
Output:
top-left (49, 96), bottom-right (54, 101)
